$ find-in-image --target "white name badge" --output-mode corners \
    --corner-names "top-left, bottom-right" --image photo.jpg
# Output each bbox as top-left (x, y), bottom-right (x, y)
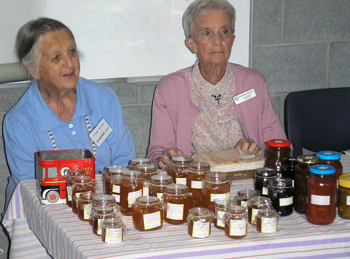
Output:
top-left (233, 89), bottom-right (256, 105)
top-left (89, 118), bottom-right (112, 147)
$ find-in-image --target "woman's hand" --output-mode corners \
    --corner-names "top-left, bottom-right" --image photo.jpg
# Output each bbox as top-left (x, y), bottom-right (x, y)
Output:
top-left (235, 138), bottom-right (264, 156)
top-left (156, 147), bottom-right (184, 169)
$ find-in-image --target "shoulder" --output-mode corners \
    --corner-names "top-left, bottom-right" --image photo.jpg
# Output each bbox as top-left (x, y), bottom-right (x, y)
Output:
top-left (156, 66), bottom-right (192, 92)
top-left (230, 63), bottom-right (266, 82)
top-left (79, 77), bottom-right (116, 96)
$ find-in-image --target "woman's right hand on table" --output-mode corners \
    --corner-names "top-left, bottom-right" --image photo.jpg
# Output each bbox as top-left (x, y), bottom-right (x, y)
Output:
top-left (156, 147), bottom-right (184, 169)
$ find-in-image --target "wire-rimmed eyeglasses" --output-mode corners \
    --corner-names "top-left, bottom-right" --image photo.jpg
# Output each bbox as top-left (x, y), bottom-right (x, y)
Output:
top-left (195, 26), bottom-right (234, 42)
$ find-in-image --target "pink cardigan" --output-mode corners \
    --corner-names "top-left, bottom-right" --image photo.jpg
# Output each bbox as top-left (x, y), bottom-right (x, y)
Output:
top-left (147, 63), bottom-right (287, 162)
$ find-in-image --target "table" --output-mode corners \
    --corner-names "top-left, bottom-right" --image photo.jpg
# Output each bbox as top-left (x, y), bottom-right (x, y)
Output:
top-left (3, 154), bottom-right (350, 259)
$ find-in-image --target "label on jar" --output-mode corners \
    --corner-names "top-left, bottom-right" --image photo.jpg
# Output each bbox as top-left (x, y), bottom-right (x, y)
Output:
top-left (128, 190), bottom-right (142, 207)
top-left (261, 217), bottom-right (277, 233)
top-left (104, 228), bottom-right (123, 244)
top-left (166, 203), bottom-right (184, 220)
top-left (210, 193), bottom-right (229, 202)
top-left (112, 185), bottom-right (120, 194)
top-left (66, 186), bottom-right (72, 201)
top-left (191, 181), bottom-right (203, 189)
top-left (279, 196), bottom-right (293, 206)
top-left (311, 194), bottom-right (330, 206)
top-left (347, 196), bottom-right (350, 206)
top-left (143, 211), bottom-right (161, 230)
top-left (192, 222), bottom-right (210, 238)
top-left (112, 194), bottom-right (120, 203)
top-left (97, 219), bottom-right (103, 235)
top-left (251, 208), bottom-right (259, 223)
top-left (240, 201), bottom-right (247, 208)
top-left (217, 210), bottom-right (225, 227)
top-left (176, 178), bottom-right (187, 185)
top-left (143, 186), bottom-right (149, 196)
top-left (157, 193), bottom-right (164, 200)
top-left (262, 187), bottom-right (268, 195)
top-left (83, 204), bottom-right (91, 220)
top-left (229, 219), bottom-right (246, 236)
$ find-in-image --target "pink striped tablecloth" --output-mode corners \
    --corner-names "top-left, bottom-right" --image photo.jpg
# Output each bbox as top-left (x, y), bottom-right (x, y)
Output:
top-left (3, 154), bottom-right (350, 259)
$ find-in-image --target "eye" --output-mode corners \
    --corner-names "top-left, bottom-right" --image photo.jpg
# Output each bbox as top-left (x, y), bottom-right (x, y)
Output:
top-left (52, 55), bottom-right (60, 61)
top-left (69, 48), bottom-right (76, 54)
top-left (201, 30), bottom-right (212, 37)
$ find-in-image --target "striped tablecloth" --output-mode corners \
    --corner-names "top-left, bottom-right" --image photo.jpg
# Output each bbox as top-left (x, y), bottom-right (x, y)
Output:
top-left (3, 154), bottom-right (350, 259)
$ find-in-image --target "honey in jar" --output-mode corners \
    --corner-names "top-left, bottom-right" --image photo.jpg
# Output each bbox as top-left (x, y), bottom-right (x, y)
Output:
top-left (306, 165), bottom-right (336, 225)
top-left (135, 163), bottom-right (157, 196)
top-left (234, 189), bottom-right (258, 208)
top-left (92, 206), bottom-right (118, 236)
top-left (256, 208), bottom-right (279, 233)
top-left (246, 196), bottom-right (272, 224)
top-left (104, 165), bottom-right (124, 194)
top-left (214, 198), bottom-right (228, 230)
top-left (77, 192), bottom-right (97, 221)
top-left (268, 177), bottom-right (293, 216)
top-left (187, 162), bottom-right (210, 208)
top-left (253, 167), bottom-right (277, 196)
top-left (167, 155), bottom-right (193, 186)
top-left (120, 170), bottom-right (143, 216)
top-left (129, 158), bottom-right (151, 170)
top-left (264, 139), bottom-right (292, 174)
top-left (156, 170), bottom-right (168, 176)
top-left (187, 207), bottom-right (214, 238)
top-left (149, 174), bottom-right (173, 201)
top-left (164, 183), bottom-right (190, 225)
top-left (338, 174), bottom-right (350, 219)
top-left (316, 151), bottom-right (342, 187)
top-left (102, 217), bottom-right (125, 244)
top-left (66, 166), bottom-right (85, 207)
top-left (90, 194), bottom-right (118, 226)
top-left (132, 196), bottom-right (163, 231)
top-left (72, 175), bottom-right (94, 214)
top-left (202, 171), bottom-right (230, 213)
top-left (224, 204), bottom-right (247, 239)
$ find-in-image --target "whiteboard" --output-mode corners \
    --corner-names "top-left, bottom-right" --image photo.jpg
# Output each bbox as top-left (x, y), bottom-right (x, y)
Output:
top-left (1, 0), bottom-right (251, 80)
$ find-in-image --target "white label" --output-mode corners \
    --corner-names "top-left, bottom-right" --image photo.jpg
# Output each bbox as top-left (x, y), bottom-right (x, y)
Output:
top-left (89, 118), bottom-right (112, 147)
top-left (217, 210), bottom-right (225, 227)
top-left (261, 217), bottom-right (277, 233)
top-left (66, 186), bottom-right (72, 201)
top-left (279, 196), bottom-right (293, 206)
top-left (157, 193), bottom-right (164, 201)
top-left (104, 228), bottom-right (123, 244)
top-left (127, 189), bottom-right (142, 207)
top-left (143, 186), bottom-right (149, 196)
top-left (251, 208), bottom-right (259, 224)
top-left (191, 181), bottom-right (203, 189)
top-left (112, 185), bottom-right (120, 193)
top-left (241, 201), bottom-right (247, 208)
top-left (83, 204), bottom-right (91, 220)
top-left (262, 187), bottom-right (268, 195)
top-left (229, 219), bottom-right (246, 236)
top-left (233, 88), bottom-right (257, 105)
top-left (143, 211), bottom-right (161, 230)
top-left (210, 193), bottom-right (229, 202)
top-left (166, 203), bottom-right (184, 220)
top-left (176, 178), bottom-right (187, 185)
top-left (347, 196), bottom-right (350, 206)
top-left (311, 194), bottom-right (330, 206)
top-left (97, 219), bottom-right (103, 235)
top-left (192, 222), bottom-right (210, 238)
top-left (112, 194), bottom-right (120, 203)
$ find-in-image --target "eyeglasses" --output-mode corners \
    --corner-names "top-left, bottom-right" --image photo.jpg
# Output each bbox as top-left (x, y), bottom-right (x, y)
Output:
top-left (195, 27), bottom-right (234, 42)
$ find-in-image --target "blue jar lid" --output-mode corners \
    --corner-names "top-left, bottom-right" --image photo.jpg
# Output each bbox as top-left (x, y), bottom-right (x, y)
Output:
top-left (310, 164), bottom-right (335, 175)
top-left (316, 151), bottom-right (341, 160)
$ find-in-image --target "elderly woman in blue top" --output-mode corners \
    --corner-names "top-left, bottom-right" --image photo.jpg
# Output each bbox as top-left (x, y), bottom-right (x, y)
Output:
top-left (3, 18), bottom-right (136, 207)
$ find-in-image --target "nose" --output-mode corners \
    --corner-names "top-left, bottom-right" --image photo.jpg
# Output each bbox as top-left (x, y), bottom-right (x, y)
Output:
top-left (63, 53), bottom-right (75, 69)
top-left (212, 32), bottom-right (222, 45)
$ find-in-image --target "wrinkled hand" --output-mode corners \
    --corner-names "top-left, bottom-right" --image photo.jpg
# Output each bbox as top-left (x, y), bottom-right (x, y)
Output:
top-left (156, 147), bottom-right (184, 169)
top-left (235, 138), bottom-right (264, 156)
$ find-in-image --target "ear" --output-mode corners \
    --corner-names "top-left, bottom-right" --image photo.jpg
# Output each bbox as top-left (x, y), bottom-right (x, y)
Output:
top-left (185, 38), bottom-right (197, 54)
top-left (27, 65), bottom-right (40, 80)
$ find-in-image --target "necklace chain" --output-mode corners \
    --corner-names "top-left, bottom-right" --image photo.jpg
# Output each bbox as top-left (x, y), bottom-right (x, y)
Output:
top-left (47, 115), bottom-right (97, 158)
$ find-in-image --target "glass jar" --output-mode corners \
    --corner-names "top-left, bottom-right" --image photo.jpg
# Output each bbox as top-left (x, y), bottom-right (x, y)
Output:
top-left (214, 198), bottom-right (228, 230)
top-left (224, 204), bottom-right (247, 239)
top-left (246, 196), bottom-right (272, 225)
top-left (256, 208), bottom-right (279, 233)
top-left (149, 174), bottom-right (173, 201)
top-left (72, 175), bottom-right (94, 214)
top-left (167, 155), bottom-right (193, 186)
top-left (66, 166), bottom-right (85, 207)
top-left (102, 217), bottom-right (125, 244)
top-left (316, 151), bottom-right (343, 187)
top-left (77, 192), bottom-right (97, 221)
top-left (120, 170), bottom-right (143, 216)
top-left (156, 170), bottom-right (168, 176)
top-left (164, 183), bottom-right (190, 225)
top-left (104, 165), bottom-right (124, 194)
top-left (294, 155), bottom-right (320, 214)
top-left (339, 174), bottom-right (350, 219)
top-left (90, 194), bottom-right (118, 226)
top-left (264, 139), bottom-right (292, 174)
top-left (132, 196), bottom-right (163, 231)
top-left (268, 177), bottom-right (293, 216)
top-left (187, 207), bottom-right (214, 239)
top-left (253, 167), bottom-right (277, 196)
top-left (135, 163), bottom-right (157, 197)
top-left (104, 167), bottom-right (125, 205)
top-left (202, 171), bottom-right (230, 213)
top-left (234, 189), bottom-right (258, 208)
top-left (306, 165), bottom-right (336, 225)
top-left (187, 162), bottom-right (210, 208)
top-left (92, 206), bottom-right (118, 236)
top-left (129, 158), bottom-right (151, 170)
top-left (281, 157), bottom-right (297, 186)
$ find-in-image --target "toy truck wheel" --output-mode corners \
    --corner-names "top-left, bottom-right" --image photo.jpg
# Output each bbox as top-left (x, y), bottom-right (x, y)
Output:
top-left (46, 191), bottom-right (60, 203)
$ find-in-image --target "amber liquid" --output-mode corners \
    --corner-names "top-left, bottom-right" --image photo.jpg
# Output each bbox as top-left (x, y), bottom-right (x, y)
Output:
top-left (247, 204), bottom-right (269, 224)
top-left (120, 180), bottom-right (143, 216)
top-left (187, 220), bottom-right (211, 238)
top-left (187, 172), bottom-right (205, 208)
top-left (339, 186), bottom-right (350, 219)
top-left (224, 214), bottom-right (247, 239)
top-left (164, 194), bottom-right (189, 225)
top-left (78, 201), bottom-right (91, 221)
top-left (168, 165), bottom-right (188, 185)
top-left (149, 185), bottom-right (166, 200)
top-left (202, 181), bottom-right (230, 212)
top-left (72, 184), bottom-right (94, 214)
top-left (132, 206), bottom-right (163, 231)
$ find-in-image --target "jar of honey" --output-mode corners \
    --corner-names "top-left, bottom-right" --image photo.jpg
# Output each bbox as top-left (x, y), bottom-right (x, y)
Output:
top-left (294, 155), bottom-right (320, 214)
top-left (77, 192), bottom-right (97, 221)
top-left (338, 174), bottom-right (350, 219)
top-left (306, 165), bottom-right (336, 225)
top-left (264, 139), bottom-right (292, 174)
top-left (72, 175), bottom-right (94, 214)
top-left (256, 208), bottom-right (279, 233)
top-left (214, 198), bottom-right (228, 230)
top-left (66, 166), bottom-right (85, 207)
top-left (281, 157), bottom-right (297, 186)
top-left (104, 166), bottom-right (125, 205)
top-left (224, 204), bottom-right (247, 239)
top-left (135, 163), bottom-right (157, 197)
top-left (246, 196), bottom-right (272, 224)
top-left (202, 171), bottom-right (230, 213)
top-left (187, 207), bottom-right (214, 238)
top-left (167, 155), bottom-right (193, 186)
top-left (120, 170), bottom-right (143, 216)
top-left (102, 217), bottom-right (125, 244)
top-left (234, 189), bottom-right (258, 208)
top-left (90, 194), bottom-right (118, 225)
top-left (187, 162), bottom-right (210, 208)
top-left (129, 158), bottom-right (151, 170)
top-left (132, 196), bottom-right (163, 231)
top-left (164, 183), bottom-right (190, 225)
top-left (268, 177), bottom-right (293, 216)
top-left (149, 174), bottom-right (173, 201)
top-left (253, 167), bottom-right (277, 196)
top-left (104, 165), bottom-right (124, 194)
top-left (156, 170), bottom-right (168, 176)
top-left (92, 206), bottom-right (118, 236)
top-left (316, 151), bottom-right (342, 187)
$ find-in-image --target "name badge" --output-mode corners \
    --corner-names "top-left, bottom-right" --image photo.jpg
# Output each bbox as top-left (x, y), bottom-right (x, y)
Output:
top-left (233, 89), bottom-right (256, 105)
top-left (89, 118), bottom-right (112, 147)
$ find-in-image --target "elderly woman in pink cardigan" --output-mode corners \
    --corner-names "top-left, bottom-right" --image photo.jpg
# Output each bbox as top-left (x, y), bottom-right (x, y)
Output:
top-left (147, 0), bottom-right (286, 169)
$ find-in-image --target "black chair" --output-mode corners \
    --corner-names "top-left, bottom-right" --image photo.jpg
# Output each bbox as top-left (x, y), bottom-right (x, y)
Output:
top-left (284, 87), bottom-right (350, 157)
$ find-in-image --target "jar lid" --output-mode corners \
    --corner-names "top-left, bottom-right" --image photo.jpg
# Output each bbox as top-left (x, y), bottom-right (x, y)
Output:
top-left (129, 158), bottom-right (151, 165)
top-left (267, 139), bottom-right (291, 148)
top-left (316, 151), bottom-right (341, 160)
top-left (296, 155), bottom-right (320, 164)
top-left (170, 155), bottom-right (193, 164)
top-left (122, 170), bottom-right (142, 178)
top-left (205, 171), bottom-right (229, 183)
top-left (188, 161), bottom-right (210, 172)
top-left (135, 163), bottom-right (157, 173)
top-left (310, 164), bottom-right (335, 175)
top-left (225, 203), bottom-right (246, 215)
top-left (150, 174), bottom-right (173, 185)
top-left (73, 175), bottom-right (92, 183)
top-left (156, 169), bottom-right (168, 175)
top-left (102, 217), bottom-right (124, 227)
top-left (94, 206), bottom-right (115, 213)
top-left (282, 157), bottom-right (298, 165)
top-left (135, 196), bottom-right (160, 205)
top-left (237, 189), bottom-right (258, 198)
top-left (257, 208), bottom-right (279, 217)
top-left (255, 167), bottom-right (277, 177)
top-left (339, 174), bottom-right (350, 188)
top-left (165, 183), bottom-right (189, 194)
top-left (268, 177), bottom-right (293, 187)
top-left (188, 207), bottom-right (212, 217)
top-left (105, 165), bottom-right (124, 172)
top-left (247, 196), bottom-right (272, 207)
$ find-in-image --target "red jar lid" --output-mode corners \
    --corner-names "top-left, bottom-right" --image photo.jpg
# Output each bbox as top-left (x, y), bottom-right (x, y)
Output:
top-left (267, 139), bottom-right (291, 148)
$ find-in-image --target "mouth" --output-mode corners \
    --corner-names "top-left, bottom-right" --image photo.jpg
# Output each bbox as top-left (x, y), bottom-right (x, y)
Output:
top-left (62, 71), bottom-right (75, 79)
